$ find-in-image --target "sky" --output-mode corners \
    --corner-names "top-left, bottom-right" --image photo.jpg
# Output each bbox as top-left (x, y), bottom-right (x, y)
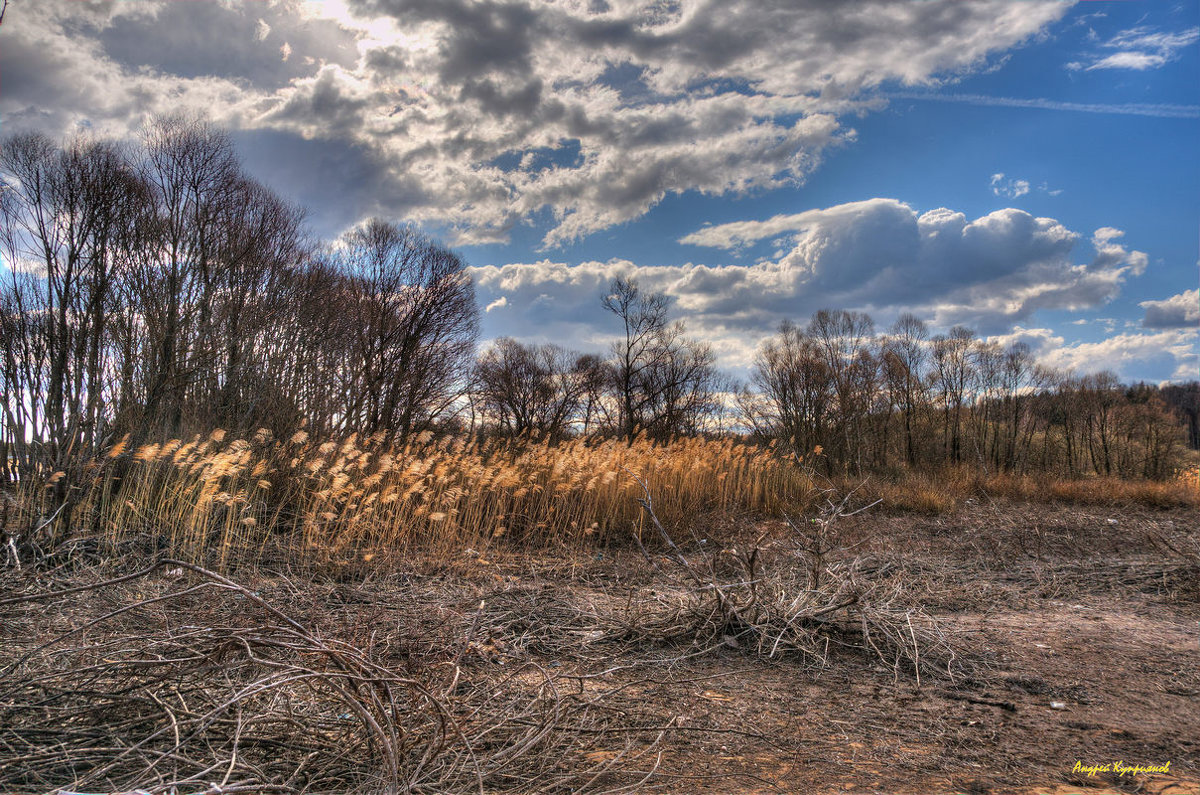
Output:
top-left (1, 0), bottom-right (1197, 383)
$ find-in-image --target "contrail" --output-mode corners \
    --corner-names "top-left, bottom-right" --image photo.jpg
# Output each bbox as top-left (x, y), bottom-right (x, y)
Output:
top-left (887, 92), bottom-right (1200, 119)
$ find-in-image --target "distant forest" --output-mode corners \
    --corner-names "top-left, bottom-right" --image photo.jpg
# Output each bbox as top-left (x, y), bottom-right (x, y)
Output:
top-left (2, 119), bottom-right (1197, 489)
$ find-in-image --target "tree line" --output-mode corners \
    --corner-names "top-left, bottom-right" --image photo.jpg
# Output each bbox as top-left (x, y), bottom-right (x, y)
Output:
top-left (0, 120), bottom-right (477, 490)
top-left (471, 304), bottom-right (1194, 479)
top-left (2, 121), bottom-right (1196, 491)
top-left (738, 313), bottom-right (1194, 478)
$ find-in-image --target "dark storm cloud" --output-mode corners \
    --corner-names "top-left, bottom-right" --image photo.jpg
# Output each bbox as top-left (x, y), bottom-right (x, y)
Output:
top-left (232, 128), bottom-right (429, 241)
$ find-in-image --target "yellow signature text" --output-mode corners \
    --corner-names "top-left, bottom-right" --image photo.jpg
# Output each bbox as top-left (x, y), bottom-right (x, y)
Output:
top-left (1072, 760), bottom-right (1171, 777)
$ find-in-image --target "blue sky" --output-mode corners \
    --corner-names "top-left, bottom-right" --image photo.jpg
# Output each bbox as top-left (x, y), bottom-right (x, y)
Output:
top-left (2, 0), bottom-right (1197, 381)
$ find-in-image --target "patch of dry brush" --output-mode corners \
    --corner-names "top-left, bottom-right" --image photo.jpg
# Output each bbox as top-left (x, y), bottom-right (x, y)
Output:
top-left (0, 560), bottom-right (663, 795)
top-left (597, 473), bottom-right (966, 685)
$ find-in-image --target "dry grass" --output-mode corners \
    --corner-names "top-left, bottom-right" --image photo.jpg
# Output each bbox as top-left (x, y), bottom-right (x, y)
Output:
top-left (864, 466), bottom-right (1200, 515)
top-left (62, 432), bottom-right (814, 567)
top-left (6, 433), bottom-right (1196, 571)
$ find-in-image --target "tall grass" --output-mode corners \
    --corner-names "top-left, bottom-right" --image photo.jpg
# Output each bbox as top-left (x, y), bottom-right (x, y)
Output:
top-left (85, 431), bottom-right (813, 566)
top-left (864, 465), bottom-right (1200, 514)
top-left (11, 434), bottom-right (1197, 569)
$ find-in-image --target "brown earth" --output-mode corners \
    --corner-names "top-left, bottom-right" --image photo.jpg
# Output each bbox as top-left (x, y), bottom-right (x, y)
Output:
top-left (3, 500), bottom-right (1198, 794)
top-left (489, 502), bottom-right (1199, 794)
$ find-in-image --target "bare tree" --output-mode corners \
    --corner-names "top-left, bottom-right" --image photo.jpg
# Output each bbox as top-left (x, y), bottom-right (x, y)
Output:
top-left (807, 309), bottom-right (876, 473)
top-left (335, 219), bottom-right (479, 442)
top-left (882, 313), bottom-right (929, 467)
top-left (202, 178), bottom-right (310, 434)
top-left (474, 338), bottom-right (590, 439)
top-left (749, 321), bottom-right (831, 455)
top-left (600, 277), bottom-right (724, 441)
top-left (601, 277), bottom-right (669, 441)
top-left (573, 353), bottom-right (614, 436)
top-left (931, 326), bottom-right (975, 465)
top-left (639, 327), bottom-right (724, 438)
top-left (0, 134), bottom-right (144, 477)
top-left (131, 116), bottom-right (241, 438)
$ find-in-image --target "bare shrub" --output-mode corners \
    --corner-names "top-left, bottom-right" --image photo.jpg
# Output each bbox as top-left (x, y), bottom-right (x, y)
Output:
top-left (619, 469), bottom-right (963, 684)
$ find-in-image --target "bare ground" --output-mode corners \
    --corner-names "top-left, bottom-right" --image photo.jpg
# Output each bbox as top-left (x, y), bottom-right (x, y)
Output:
top-left (2, 500), bottom-right (1198, 794)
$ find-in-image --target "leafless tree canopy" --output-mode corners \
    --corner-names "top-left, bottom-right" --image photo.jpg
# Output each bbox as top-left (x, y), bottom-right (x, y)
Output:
top-left (599, 277), bottom-right (726, 441)
top-left (744, 312), bottom-right (1187, 478)
top-left (0, 119), bottom-right (479, 489)
top-left (472, 338), bottom-right (591, 440)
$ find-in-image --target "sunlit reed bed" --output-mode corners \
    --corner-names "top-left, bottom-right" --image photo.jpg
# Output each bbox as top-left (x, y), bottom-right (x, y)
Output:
top-left (89, 431), bottom-right (812, 566)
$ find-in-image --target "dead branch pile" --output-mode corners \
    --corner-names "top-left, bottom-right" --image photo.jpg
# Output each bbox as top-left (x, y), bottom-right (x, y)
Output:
top-left (621, 471), bottom-right (965, 682)
top-left (0, 561), bottom-right (657, 794)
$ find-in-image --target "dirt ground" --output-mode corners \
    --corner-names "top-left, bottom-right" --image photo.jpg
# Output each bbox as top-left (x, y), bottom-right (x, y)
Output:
top-left (470, 501), bottom-right (1200, 794)
top-left (3, 500), bottom-right (1198, 794)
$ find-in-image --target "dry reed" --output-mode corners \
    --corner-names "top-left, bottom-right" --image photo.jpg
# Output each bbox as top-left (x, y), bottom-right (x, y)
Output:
top-left (75, 432), bottom-right (813, 567)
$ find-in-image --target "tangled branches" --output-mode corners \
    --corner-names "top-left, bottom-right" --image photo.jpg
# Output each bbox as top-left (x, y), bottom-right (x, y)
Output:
top-left (624, 470), bottom-right (963, 682)
top-left (0, 561), bottom-right (657, 794)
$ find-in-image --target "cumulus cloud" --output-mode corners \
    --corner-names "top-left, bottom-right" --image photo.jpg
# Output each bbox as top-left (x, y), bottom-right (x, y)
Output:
top-left (0, 0), bottom-right (359, 139)
top-left (1073, 25), bottom-right (1199, 71)
top-left (1141, 288), bottom-right (1200, 329)
top-left (473, 199), bottom-right (1149, 370)
top-left (686, 202), bottom-right (1145, 332)
top-left (1, 0), bottom-right (1070, 246)
top-left (1039, 330), bottom-right (1198, 382)
top-left (990, 173), bottom-right (1029, 199)
top-left (982, 326), bottom-right (1199, 383)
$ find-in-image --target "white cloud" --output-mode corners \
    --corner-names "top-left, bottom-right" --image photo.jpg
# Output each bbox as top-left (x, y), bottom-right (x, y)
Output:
top-left (485, 295), bottom-right (509, 313)
top-left (1091, 227), bottom-right (1147, 275)
top-left (678, 199), bottom-right (904, 251)
top-left (985, 326), bottom-right (1199, 383)
top-left (1074, 25), bottom-right (1199, 71)
top-left (0, 0), bottom-right (1071, 247)
top-left (473, 199), bottom-right (1149, 370)
top-left (1042, 330), bottom-right (1198, 382)
top-left (1088, 51), bottom-right (1166, 71)
top-left (1141, 288), bottom-right (1200, 329)
top-left (0, 0), bottom-right (358, 139)
top-left (990, 172), bottom-right (1030, 199)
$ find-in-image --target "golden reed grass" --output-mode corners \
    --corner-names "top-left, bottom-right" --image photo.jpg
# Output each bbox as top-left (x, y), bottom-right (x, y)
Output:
top-left (861, 464), bottom-right (1200, 515)
top-left (87, 431), bottom-right (814, 566)
top-left (18, 434), bottom-right (1196, 568)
